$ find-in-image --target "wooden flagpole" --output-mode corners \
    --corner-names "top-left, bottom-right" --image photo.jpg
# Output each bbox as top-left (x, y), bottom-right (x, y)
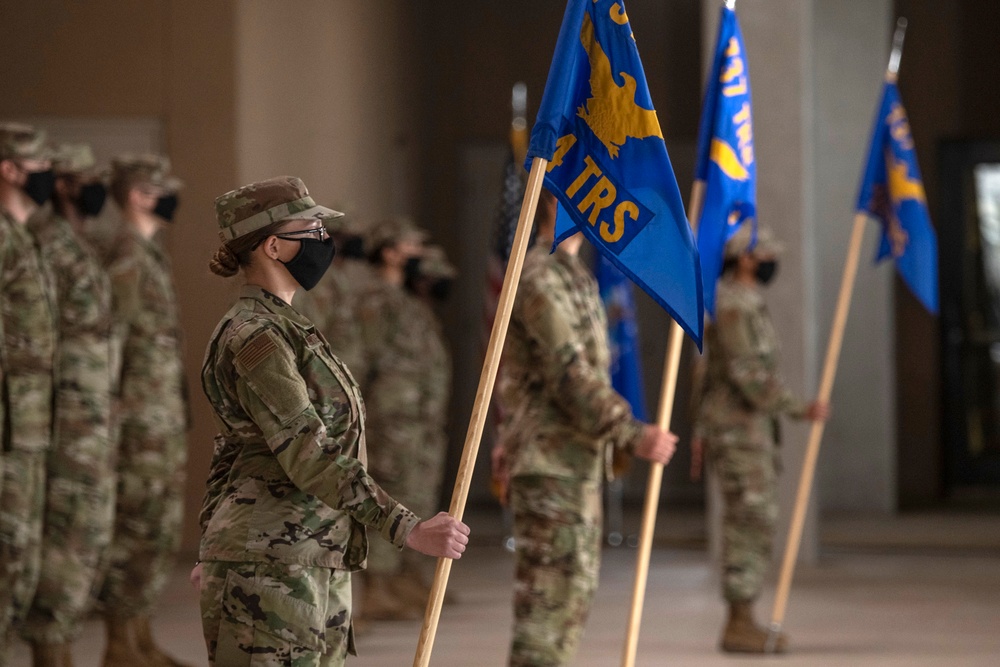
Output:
top-left (621, 178), bottom-right (705, 667)
top-left (412, 157), bottom-right (548, 667)
top-left (766, 18), bottom-right (908, 651)
top-left (765, 211), bottom-right (866, 648)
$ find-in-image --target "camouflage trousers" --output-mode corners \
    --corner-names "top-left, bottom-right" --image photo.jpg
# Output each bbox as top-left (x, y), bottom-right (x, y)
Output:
top-left (508, 475), bottom-right (602, 667)
top-left (366, 426), bottom-right (447, 576)
top-left (707, 436), bottom-right (779, 603)
top-left (22, 341), bottom-right (116, 643)
top-left (200, 561), bottom-right (355, 667)
top-left (99, 426), bottom-right (186, 618)
top-left (0, 449), bottom-right (47, 662)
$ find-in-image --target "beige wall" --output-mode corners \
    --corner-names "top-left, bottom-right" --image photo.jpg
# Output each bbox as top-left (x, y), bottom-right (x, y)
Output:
top-left (235, 0), bottom-right (419, 217)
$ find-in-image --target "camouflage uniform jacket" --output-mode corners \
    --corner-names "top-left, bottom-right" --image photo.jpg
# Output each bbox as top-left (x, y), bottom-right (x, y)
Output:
top-left (103, 224), bottom-right (187, 440)
top-left (499, 243), bottom-right (644, 483)
top-left (357, 281), bottom-right (450, 429)
top-left (695, 277), bottom-right (806, 443)
top-left (27, 212), bottom-right (113, 438)
top-left (0, 210), bottom-right (56, 453)
top-left (199, 285), bottom-right (418, 570)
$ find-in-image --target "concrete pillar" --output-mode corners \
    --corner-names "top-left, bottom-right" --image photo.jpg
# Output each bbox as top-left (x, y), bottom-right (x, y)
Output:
top-left (702, 0), bottom-right (894, 572)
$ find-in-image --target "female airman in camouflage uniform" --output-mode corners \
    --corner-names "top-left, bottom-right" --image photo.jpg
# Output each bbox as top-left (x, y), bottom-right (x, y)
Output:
top-left (98, 154), bottom-right (190, 667)
top-left (692, 223), bottom-right (828, 653)
top-left (21, 144), bottom-right (115, 666)
top-left (0, 123), bottom-right (57, 667)
top-left (198, 176), bottom-right (468, 667)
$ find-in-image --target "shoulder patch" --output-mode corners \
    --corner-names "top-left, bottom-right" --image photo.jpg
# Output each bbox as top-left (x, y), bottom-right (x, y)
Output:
top-left (236, 331), bottom-right (279, 371)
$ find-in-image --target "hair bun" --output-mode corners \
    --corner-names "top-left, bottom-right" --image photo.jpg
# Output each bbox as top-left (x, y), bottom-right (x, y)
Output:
top-left (209, 244), bottom-right (240, 277)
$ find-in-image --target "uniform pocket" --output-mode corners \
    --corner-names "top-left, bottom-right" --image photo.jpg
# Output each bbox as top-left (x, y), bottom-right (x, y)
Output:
top-left (219, 569), bottom-right (327, 655)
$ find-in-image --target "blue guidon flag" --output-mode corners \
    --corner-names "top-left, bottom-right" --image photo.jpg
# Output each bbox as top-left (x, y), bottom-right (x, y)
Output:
top-left (856, 77), bottom-right (939, 314)
top-left (694, 2), bottom-right (756, 318)
top-left (597, 253), bottom-right (649, 421)
top-left (533, 0), bottom-right (704, 348)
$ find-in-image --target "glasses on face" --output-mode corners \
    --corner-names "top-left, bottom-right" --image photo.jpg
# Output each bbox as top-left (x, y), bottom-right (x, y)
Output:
top-left (274, 226), bottom-right (329, 242)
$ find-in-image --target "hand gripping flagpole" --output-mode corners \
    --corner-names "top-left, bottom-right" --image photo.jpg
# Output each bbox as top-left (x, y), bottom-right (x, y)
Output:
top-left (412, 157), bottom-right (548, 667)
top-left (765, 17), bottom-right (908, 652)
top-left (621, 178), bottom-right (706, 667)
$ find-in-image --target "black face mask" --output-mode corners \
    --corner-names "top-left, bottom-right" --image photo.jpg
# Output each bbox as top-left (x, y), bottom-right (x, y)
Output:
top-left (430, 278), bottom-right (453, 301)
top-left (153, 193), bottom-right (179, 222)
top-left (76, 182), bottom-right (107, 217)
top-left (403, 256), bottom-right (422, 286)
top-left (340, 235), bottom-right (366, 260)
top-left (22, 168), bottom-right (56, 207)
top-left (755, 260), bottom-right (778, 285)
top-left (282, 237), bottom-right (336, 291)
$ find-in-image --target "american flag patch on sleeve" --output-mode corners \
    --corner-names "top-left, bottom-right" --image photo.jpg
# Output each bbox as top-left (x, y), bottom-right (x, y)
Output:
top-left (236, 331), bottom-right (278, 371)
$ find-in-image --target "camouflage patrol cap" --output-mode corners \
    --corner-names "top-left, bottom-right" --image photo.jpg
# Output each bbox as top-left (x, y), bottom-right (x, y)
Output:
top-left (418, 245), bottom-right (457, 279)
top-left (724, 221), bottom-right (784, 259)
top-left (214, 176), bottom-right (344, 241)
top-left (0, 123), bottom-right (50, 162)
top-left (111, 153), bottom-right (182, 192)
top-left (51, 143), bottom-right (98, 175)
top-left (366, 216), bottom-right (428, 252)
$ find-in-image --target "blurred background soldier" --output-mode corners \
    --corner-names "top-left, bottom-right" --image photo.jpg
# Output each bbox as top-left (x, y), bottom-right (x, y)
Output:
top-left (20, 144), bottom-right (116, 667)
top-left (294, 218), bottom-right (373, 377)
top-left (397, 244), bottom-right (456, 606)
top-left (97, 154), bottom-right (191, 667)
top-left (354, 217), bottom-right (432, 621)
top-left (690, 222), bottom-right (829, 654)
top-left (0, 123), bottom-right (57, 666)
top-left (492, 190), bottom-right (677, 667)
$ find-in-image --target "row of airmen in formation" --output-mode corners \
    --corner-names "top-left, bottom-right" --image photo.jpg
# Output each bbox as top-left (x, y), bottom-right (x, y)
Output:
top-left (0, 122), bottom-right (460, 666)
top-left (1, 119), bottom-right (827, 667)
top-left (0, 123), bottom-right (188, 667)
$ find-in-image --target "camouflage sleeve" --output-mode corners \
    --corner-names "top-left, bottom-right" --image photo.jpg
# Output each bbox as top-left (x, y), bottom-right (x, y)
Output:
top-left (233, 328), bottom-right (418, 548)
top-left (519, 278), bottom-right (645, 453)
top-left (105, 254), bottom-right (142, 328)
top-left (690, 354), bottom-right (708, 440)
top-left (199, 435), bottom-right (239, 534)
top-left (714, 305), bottom-right (807, 418)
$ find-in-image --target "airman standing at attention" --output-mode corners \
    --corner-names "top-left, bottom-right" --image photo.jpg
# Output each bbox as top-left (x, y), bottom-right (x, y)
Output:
top-left (97, 154), bottom-right (190, 667)
top-left (392, 244), bottom-right (456, 607)
top-left (20, 143), bottom-right (116, 667)
top-left (354, 217), bottom-right (434, 621)
top-left (197, 177), bottom-right (468, 666)
top-left (491, 190), bottom-right (677, 667)
top-left (0, 123), bottom-right (57, 667)
top-left (691, 222), bottom-right (829, 654)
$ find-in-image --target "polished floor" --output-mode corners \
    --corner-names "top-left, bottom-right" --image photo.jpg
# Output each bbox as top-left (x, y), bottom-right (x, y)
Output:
top-left (7, 512), bottom-right (1000, 666)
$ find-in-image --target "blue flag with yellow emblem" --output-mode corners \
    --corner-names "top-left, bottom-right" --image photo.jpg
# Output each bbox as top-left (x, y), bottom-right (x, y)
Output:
top-left (856, 79), bottom-right (939, 314)
top-left (529, 0), bottom-right (704, 347)
top-left (694, 3), bottom-right (756, 318)
top-left (597, 252), bottom-right (649, 421)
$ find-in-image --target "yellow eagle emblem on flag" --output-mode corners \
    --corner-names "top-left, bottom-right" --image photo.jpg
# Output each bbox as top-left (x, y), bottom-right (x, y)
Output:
top-left (576, 12), bottom-right (662, 159)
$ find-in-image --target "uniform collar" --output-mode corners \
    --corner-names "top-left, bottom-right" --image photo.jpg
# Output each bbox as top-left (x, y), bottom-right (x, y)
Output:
top-left (239, 284), bottom-right (313, 327)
